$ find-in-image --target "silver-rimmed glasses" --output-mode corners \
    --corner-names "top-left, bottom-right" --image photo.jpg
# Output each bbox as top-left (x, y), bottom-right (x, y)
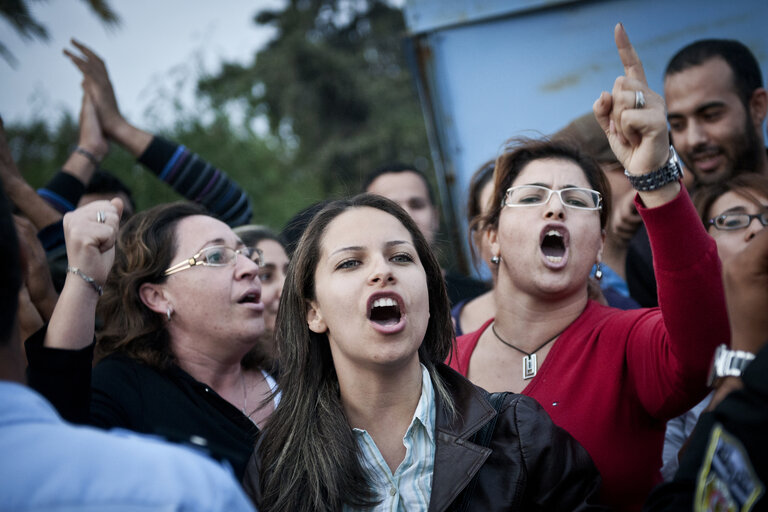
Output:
top-left (503, 185), bottom-right (602, 211)
top-left (708, 211), bottom-right (768, 231)
top-left (164, 245), bottom-right (263, 276)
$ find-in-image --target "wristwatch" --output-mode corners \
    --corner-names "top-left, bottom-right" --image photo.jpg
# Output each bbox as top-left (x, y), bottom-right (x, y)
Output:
top-left (624, 146), bottom-right (684, 191)
top-left (706, 344), bottom-right (755, 387)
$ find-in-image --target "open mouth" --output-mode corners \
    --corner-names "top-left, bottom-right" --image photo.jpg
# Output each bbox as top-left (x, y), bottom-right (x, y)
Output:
top-left (238, 292), bottom-right (260, 304)
top-left (541, 229), bottom-right (566, 263)
top-left (369, 297), bottom-right (402, 326)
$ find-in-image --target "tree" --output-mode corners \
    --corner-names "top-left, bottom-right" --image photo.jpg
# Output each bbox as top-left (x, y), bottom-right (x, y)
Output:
top-left (197, 0), bottom-right (432, 202)
top-left (0, 0), bottom-right (120, 65)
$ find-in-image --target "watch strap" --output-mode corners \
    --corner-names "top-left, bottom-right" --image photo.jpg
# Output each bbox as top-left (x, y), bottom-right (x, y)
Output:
top-left (707, 344), bottom-right (755, 387)
top-left (624, 146), bottom-right (683, 191)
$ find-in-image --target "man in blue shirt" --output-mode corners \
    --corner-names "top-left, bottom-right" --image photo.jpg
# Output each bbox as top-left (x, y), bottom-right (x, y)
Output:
top-left (0, 177), bottom-right (255, 511)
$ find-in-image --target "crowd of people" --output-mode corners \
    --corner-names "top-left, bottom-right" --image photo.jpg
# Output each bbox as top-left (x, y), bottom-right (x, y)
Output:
top-left (2, 22), bottom-right (767, 512)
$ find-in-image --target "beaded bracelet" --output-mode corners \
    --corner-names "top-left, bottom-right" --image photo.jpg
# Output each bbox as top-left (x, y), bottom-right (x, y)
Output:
top-left (66, 266), bottom-right (103, 296)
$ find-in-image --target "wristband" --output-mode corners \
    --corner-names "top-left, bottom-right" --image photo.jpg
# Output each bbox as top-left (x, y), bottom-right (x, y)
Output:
top-left (75, 147), bottom-right (101, 168)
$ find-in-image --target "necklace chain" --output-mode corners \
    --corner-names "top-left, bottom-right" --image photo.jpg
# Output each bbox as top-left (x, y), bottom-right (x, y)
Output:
top-left (240, 371), bottom-right (248, 416)
top-left (490, 322), bottom-right (564, 379)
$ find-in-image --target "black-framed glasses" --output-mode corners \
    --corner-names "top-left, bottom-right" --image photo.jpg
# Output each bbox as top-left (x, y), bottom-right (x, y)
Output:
top-left (708, 211), bottom-right (768, 231)
top-left (164, 245), bottom-right (263, 276)
top-left (503, 185), bottom-right (602, 211)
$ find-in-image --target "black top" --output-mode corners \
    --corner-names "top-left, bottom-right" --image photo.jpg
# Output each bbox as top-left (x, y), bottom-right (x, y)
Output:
top-left (626, 224), bottom-right (658, 308)
top-left (25, 327), bottom-right (259, 479)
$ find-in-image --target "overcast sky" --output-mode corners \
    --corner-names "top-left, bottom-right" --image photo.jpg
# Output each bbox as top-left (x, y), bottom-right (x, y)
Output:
top-left (1, 1), bottom-right (282, 129)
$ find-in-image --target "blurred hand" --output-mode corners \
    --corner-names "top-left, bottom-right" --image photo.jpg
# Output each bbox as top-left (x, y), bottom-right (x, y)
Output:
top-left (63, 198), bottom-right (124, 287)
top-left (64, 39), bottom-right (124, 137)
top-left (78, 92), bottom-right (109, 161)
top-left (610, 191), bottom-right (643, 245)
top-left (14, 214), bottom-right (58, 321)
top-left (722, 227), bottom-right (768, 354)
top-left (18, 286), bottom-right (45, 343)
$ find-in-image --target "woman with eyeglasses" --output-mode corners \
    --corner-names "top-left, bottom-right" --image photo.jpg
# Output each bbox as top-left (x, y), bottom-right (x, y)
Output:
top-left (447, 25), bottom-right (729, 511)
top-left (26, 200), bottom-right (276, 479)
top-left (694, 173), bottom-right (768, 262)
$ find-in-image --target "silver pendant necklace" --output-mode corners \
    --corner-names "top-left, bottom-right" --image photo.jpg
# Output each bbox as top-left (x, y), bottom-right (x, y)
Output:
top-left (491, 322), bottom-right (563, 379)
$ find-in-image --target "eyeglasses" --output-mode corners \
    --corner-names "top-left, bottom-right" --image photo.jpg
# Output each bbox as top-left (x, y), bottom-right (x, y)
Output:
top-left (164, 245), bottom-right (263, 276)
top-left (503, 185), bottom-right (602, 211)
top-left (708, 211), bottom-right (768, 231)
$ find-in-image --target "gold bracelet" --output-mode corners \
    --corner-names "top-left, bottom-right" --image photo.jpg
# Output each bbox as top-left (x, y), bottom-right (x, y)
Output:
top-left (66, 266), bottom-right (103, 296)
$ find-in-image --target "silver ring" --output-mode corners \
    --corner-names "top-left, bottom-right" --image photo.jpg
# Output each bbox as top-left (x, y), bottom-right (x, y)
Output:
top-left (634, 90), bottom-right (646, 109)
top-left (96, 210), bottom-right (106, 224)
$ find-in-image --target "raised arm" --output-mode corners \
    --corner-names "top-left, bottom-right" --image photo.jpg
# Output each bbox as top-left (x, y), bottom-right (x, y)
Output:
top-left (45, 198), bottom-right (123, 350)
top-left (0, 117), bottom-right (62, 229)
top-left (595, 25), bottom-right (728, 418)
top-left (38, 92), bottom-right (111, 216)
top-left (64, 39), bottom-right (152, 156)
top-left (14, 214), bottom-right (59, 328)
top-left (64, 39), bottom-right (253, 226)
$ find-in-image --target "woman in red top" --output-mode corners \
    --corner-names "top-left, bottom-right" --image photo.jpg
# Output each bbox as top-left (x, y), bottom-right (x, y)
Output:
top-left (448, 25), bottom-right (729, 511)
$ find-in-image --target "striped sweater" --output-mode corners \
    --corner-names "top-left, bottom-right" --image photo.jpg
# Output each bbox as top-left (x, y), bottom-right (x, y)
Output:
top-left (38, 136), bottom-right (252, 227)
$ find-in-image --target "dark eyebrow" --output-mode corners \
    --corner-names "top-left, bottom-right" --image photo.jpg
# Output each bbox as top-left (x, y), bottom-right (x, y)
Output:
top-left (669, 101), bottom-right (726, 120)
top-left (718, 206), bottom-right (748, 215)
top-left (694, 101), bottom-right (726, 116)
top-left (197, 237), bottom-right (242, 252)
top-left (386, 240), bottom-right (412, 248)
top-left (526, 182), bottom-right (585, 190)
top-left (330, 240), bottom-right (413, 257)
top-left (330, 245), bottom-right (364, 257)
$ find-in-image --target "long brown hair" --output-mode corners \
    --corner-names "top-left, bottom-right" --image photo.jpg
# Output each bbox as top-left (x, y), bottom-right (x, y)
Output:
top-left (257, 194), bottom-right (455, 512)
top-left (96, 202), bottom-right (209, 367)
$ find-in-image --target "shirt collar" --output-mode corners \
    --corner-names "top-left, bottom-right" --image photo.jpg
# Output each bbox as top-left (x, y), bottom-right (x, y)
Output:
top-left (407, 364), bottom-right (436, 443)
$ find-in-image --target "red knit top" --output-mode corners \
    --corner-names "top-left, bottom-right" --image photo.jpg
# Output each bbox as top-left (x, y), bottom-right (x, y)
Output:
top-left (448, 187), bottom-right (729, 511)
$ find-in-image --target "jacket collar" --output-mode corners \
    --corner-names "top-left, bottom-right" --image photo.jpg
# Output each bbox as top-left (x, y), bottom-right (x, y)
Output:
top-left (428, 364), bottom-right (498, 512)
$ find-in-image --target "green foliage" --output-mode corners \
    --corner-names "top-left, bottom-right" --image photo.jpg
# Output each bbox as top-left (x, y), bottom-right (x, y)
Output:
top-left (197, 0), bottom-right (432, 200)
top-left (0, 0), bottom-right (120, 65)
top-left (6, 0), bottom-right (434, 236)
top-left (5, 112), bottom-right (296, 230)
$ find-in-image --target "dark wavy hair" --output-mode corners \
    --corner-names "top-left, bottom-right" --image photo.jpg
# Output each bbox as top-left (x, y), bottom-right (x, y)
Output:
top-left (484, 137), bottom-right (611, 231)
top-left (95, 202), bottom-right (209, 367)
top-left (257, 193), bottom-right (455, 512)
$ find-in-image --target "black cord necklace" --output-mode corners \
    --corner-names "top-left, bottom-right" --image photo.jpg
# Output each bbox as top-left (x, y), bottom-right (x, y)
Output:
top-left (491, 322), bottom-right (563, 380)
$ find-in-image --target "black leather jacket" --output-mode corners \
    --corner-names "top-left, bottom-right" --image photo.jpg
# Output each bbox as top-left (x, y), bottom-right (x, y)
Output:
top-left (245, 364), bottom-right (606, 511)
top-left (430, 364), bottom-right (606, 511)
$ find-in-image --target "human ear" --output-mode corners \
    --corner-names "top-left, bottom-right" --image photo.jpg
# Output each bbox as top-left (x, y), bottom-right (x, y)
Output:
top-left (488, 226), bottom-right (501, 262)
top-left (139, 283), bottom-right (170, 315)
top-left (306, 301), bottom-right (327, 333)
top-left (597, 229), bottom-right (606, 263)
top-left (749, 88), bottom-right (768, 126)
